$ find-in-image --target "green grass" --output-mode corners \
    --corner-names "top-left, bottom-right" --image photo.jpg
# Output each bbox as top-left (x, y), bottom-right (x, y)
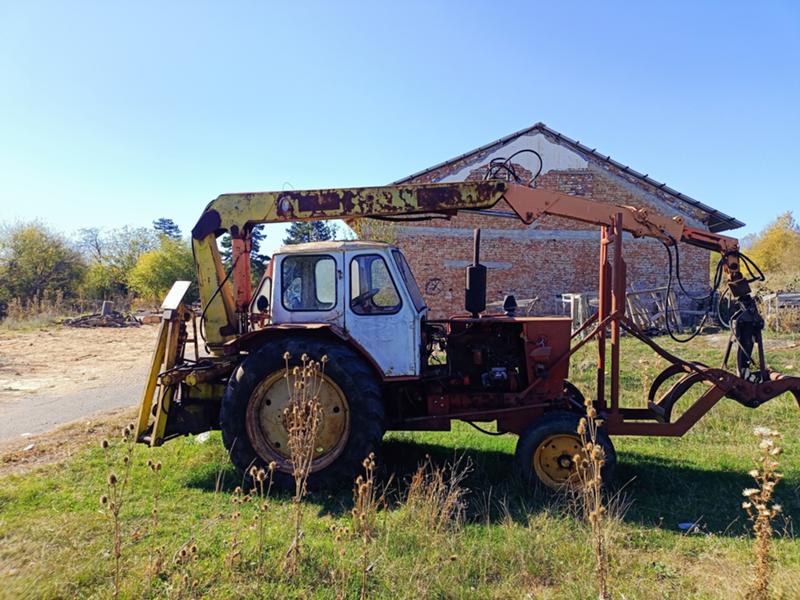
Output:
top-left (1, 335), bottom-right (799, 599)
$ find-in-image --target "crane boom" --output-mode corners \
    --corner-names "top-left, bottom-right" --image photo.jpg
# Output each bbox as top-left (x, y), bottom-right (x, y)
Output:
top-left (191, 180), bottom-right (743, 348)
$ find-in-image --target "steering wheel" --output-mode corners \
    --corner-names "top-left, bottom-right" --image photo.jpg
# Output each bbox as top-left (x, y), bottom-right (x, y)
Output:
top-left (352, 288), bottom-right (380, 306)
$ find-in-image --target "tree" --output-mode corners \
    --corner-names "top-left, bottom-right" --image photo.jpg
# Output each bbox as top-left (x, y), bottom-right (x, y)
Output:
top-left (746, 212), bottom-right (800, 290)
top-left (0, 222), bottom-right (85, 312)
top-left (128, 237), bottom-right (197, 303)
top-left (153, 218), bottom-right (182, 240)
top-left (282, 221), bottom-right (336, 245)
top-left (77, 226), bottom-right (158, 298)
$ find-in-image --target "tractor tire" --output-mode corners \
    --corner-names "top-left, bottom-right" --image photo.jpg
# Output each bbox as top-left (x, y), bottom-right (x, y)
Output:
top-left (220, 334), bottom-right (384, 491)
top-left (514, 410), bottom-right (616, 492)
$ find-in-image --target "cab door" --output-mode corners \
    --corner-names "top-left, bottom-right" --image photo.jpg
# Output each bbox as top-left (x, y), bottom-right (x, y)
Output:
top-left (343, 250), bottom-right (420, 377)
top-left (270, 251), bottom-right (345, 327)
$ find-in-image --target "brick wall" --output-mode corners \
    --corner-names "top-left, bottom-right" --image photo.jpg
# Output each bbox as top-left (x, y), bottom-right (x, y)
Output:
top-left (381, 164), bottom-right (711, 319)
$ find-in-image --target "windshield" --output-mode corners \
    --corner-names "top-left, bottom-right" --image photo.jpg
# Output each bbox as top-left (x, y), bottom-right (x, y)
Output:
top-left (392, 249), bottom-right (426, 313)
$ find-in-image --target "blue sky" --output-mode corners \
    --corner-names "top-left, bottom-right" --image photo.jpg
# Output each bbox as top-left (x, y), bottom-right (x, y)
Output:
top-left (1, 1), bottom-right (798, 257)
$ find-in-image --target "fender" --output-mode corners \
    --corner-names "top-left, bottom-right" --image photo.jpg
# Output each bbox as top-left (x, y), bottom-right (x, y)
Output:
top-left (222, 323), bottom-right (408, 382)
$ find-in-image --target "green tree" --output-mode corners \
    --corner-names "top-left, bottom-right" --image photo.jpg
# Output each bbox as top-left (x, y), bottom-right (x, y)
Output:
top-left (0, 222), bottom-right (85, 313)
top-left (77, 226), bottom-right (158, 298)
top-left (282, 221), bottom-right (336, 245)
top-left (152, 218), bottom-right (182, 240)
top-left (128, 237), bottom-right (197, 303)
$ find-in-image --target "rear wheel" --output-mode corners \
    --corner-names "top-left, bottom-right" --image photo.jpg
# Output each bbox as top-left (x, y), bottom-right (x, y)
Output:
top-left (221, 335), bottom-right (384, 490)
top-left (514, 411), bottom-right (616, 491)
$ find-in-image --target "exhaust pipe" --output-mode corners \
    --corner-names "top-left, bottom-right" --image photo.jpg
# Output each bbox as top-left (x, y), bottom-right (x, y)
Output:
top-left (465, 229), bottom-right (486, 318)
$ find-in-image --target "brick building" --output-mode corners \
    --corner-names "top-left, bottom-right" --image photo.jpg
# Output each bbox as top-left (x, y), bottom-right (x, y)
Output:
top-left (378, 123), bottom-right (744, 319)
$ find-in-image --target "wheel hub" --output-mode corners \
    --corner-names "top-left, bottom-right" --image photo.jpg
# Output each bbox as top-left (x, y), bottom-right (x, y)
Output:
top-left (245, 369), bottom-right (350, 472)
top-left (533, 433), bottom-right (583, 489)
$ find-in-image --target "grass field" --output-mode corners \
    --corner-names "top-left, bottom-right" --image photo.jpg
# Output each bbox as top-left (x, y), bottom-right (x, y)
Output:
top-left (1, 334), bottom-right (798, 599)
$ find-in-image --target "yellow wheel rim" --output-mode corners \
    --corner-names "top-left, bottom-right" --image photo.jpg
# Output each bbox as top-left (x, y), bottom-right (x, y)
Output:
top-left (245, 369), bottom-right (350, 473)
top-left (532, 433), bottom-right (583, 489)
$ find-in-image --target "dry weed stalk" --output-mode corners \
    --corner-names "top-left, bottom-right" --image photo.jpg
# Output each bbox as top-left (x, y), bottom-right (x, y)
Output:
top-left (743, 427), bottom-right (783, 600)
top-left (353, 453), bottom-right (380, 600)
top-left (329, 523), bottom-right (350, 600)
top-left (282, 351), bottom-right (325, 576)
top-left (227, 486), bottom-right (245, 571)
top-left (146, 459), bottom-right (165, 595)
top-left (575, 397), bottom-right (611, 600)
top-left (173, 540), bottom-right (200, 598)
top-left (99, 423), bottom-right (136, 597)
top-left (248, 462), bottom-right (276, 576)
top-left (405, 455), bottom-right (469, 534)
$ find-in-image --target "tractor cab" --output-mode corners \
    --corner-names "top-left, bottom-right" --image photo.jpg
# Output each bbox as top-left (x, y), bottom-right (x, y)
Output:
top-left (252, 241), bottom-right (427, 377)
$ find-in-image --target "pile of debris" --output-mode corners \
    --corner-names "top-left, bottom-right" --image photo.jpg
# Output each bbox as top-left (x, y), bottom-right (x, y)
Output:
top-left (64, 301), bottom-right (140, 328)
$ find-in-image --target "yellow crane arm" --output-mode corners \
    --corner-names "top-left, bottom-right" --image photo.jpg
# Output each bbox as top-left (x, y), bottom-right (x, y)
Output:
top-left (190, 179), bottom-right (741, 349)
top-left (191, 181), bottom-right (509, 347)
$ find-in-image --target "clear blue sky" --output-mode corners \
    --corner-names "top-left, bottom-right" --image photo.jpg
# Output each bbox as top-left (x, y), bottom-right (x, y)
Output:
top-left (1, 1), bottom-right (798, 257)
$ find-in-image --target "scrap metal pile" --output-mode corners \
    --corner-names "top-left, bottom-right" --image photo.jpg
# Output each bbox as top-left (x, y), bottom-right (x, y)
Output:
top-left (64, 311), bottom-right (140, 328)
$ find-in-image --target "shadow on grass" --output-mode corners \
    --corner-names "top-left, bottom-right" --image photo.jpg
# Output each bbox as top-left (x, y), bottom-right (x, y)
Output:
top-left (183, 439), bottom-right (799, 536)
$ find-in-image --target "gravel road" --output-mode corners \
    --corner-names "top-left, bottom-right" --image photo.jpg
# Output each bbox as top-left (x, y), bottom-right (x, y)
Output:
top-left (0, 364), bottom-right (148, 442)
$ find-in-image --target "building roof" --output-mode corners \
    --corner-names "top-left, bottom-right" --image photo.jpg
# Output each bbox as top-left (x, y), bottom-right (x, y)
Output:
top-left (394, 122), bottom-right (744, 233)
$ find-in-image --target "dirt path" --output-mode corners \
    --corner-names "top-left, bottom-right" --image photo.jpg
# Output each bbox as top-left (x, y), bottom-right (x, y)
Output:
top-left (0, 325), bottom-right (159, 442)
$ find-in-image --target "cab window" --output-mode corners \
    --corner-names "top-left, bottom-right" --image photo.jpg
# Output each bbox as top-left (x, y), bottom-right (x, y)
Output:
top-left (281, 255), bottom-right (336, 311)
top-left (392, 249), bottom-right (426, 312)
top-left (350, 254), bottom-right (401, 315)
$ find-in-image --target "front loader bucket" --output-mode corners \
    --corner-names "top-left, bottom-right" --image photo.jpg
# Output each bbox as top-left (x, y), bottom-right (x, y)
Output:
top-left (135, 281), bottom-right (194, 446)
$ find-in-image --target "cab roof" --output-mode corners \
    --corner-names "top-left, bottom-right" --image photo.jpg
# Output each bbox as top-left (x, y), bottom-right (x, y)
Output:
top-left (276, 240), bottom-right (395, 254)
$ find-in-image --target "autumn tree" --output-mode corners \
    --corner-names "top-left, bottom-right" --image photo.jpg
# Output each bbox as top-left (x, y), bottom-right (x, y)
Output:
top-left (0, 222), bottom-right (85, 315)
top-left (128, 237), bottom-right (197, 303)
top-left (746, 212), bottom-right (800, 290)
top-left (77, 226), bottom-right (158, 298)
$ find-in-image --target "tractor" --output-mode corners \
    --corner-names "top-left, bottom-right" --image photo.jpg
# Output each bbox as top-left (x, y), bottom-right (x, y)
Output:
top-left (135, 180), bottom-right (800, 490)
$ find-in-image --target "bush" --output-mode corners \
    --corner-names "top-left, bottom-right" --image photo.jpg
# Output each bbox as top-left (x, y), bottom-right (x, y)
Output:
top-left (128, 237), bottom-right (196, 303)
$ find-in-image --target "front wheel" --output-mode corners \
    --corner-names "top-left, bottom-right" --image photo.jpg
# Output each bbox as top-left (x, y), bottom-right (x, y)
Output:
top-left (514, 411), bottom-right (616, 491)
top-left (220, 335), bottom-right (385, 491)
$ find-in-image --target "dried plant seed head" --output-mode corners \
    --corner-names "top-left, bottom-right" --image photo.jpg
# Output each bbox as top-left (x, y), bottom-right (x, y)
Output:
top-left (283, 351), bottom-right (291, 360)
top-left (268, 461), bottom-right (277, 472)
top-left (101, 439), bottom-right (109, 449)
top-left (107, 473), bottom-right (117, 486)
top-left (155, 462), bottom-right (162, 471)
top-left (100, 494), bottom-right (109, 505)
top-left (321, 355), bottom-right (329, 364)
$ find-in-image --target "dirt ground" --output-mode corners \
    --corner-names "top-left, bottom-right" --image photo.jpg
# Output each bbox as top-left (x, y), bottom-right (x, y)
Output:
top-left (0, 324), bottom-right (159, 402)
top-left (0, 324), bottom-right (160, 474)
top-left (0, 406), bottom-right (136, 476)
